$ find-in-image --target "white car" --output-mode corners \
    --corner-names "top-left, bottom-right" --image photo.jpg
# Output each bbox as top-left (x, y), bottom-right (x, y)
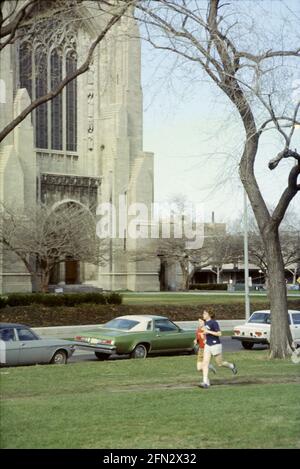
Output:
top-left (232, 310), bottom-right (300, 350)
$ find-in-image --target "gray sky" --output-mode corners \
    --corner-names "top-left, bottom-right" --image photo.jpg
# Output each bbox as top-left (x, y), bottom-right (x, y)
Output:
top-left (140, 0), bottom-right (300, 224)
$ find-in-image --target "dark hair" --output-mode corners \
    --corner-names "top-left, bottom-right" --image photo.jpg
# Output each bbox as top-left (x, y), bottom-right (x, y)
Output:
top-left (204, 309), bottom-right (215, 319)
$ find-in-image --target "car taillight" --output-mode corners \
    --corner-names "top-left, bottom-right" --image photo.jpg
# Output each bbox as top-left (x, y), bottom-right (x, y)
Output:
top-left (234, 330), bottom-right (240, 335)
top-left (75, 336), bottom-right (82, 341)
top-left (99, 339), bottom-right (112, 345)
top-left (255, 332), bottom-right (262, 337)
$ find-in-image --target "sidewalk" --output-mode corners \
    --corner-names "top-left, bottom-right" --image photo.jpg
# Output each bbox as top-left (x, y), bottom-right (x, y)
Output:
top-left (33, 320), bottom-right (243, 338)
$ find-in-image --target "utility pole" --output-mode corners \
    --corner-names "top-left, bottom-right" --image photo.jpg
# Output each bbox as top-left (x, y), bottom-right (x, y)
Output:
top-left (109, 170), bottom-right (113, 291)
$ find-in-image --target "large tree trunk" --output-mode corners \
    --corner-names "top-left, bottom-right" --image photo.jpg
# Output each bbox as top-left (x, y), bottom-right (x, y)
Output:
top-left (238, 113), bottom-right (294, 358)
top-left (30, 272), bottom-right (42, 293)
top-left (240, 151), bottom-right (292, 357)
top-left (264, 273), bottom-right (269, 291)
top-left (263, 228), bottom-right (293, 358)
top-left (216, 266), bottom-right (222, 284)
top-left (40, 270), bottom-right (50, 293)
top-left (180, 261), bottom-right (189, 291)
top-left (187, 268), bottom-right (196, 290)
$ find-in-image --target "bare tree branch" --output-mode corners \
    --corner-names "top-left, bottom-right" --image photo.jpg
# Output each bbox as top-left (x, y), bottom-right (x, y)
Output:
top-left (271, 162), bottom-right (300, 226)
top-left (0, 0), bottom-right (37, 49)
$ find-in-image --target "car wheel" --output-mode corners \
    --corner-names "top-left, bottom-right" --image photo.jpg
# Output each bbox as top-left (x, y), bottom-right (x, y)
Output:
top-left (51, 350), bottom-right (67, 364)
top-left (242, 341), bottom-right (254, 350)
top-left (95, 352), bottom-right (110, 361)
top-left (130, 344), bottom-right (147, 359)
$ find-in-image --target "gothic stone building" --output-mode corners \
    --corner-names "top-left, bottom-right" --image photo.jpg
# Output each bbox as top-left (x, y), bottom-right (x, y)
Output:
top-left (0, 1), bottom-right (159, 293)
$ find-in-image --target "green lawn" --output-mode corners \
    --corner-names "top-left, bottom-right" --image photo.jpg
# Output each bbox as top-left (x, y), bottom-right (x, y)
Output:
top-left (1, 352), bottom-right (299, 449)
top-left (122, 291), bottom-right (300, 305)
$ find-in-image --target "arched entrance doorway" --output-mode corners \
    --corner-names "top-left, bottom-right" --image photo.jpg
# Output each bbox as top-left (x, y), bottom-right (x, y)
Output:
top-left (49, 258), bottom-right (81, 285)
top-left (65, 259), bottom-right (79, 284)
top-left (48, 200), bottom-right (95, 287)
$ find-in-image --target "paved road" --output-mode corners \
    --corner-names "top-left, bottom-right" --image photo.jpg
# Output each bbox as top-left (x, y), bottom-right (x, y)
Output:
top-left (69, 336), bottom-right (269, 364)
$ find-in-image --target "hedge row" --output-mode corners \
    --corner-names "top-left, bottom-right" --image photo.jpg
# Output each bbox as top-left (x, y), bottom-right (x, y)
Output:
top-left (2, 301), bottom-right (300, 327)
top-left (0, 303), bottom-right (251, 326)
top-left (0, 292), bottom-right (122, 308)
top-left (189, 283), bottom-right (227, 291)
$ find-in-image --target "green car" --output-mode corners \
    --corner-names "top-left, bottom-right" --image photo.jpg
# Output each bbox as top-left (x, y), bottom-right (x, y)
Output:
top-left (74, 315), bottom-right (196, 360)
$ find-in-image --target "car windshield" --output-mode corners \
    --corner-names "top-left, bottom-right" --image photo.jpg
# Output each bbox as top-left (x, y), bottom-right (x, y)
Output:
top-left (17, 328), bottom-right (38, 341)
top-left (292, 313), bottom-right (300, 325)
top-left (248, 313), bottom-right (271, 324)
top-left (104, 318), bottom-right (140, 330)
top-left (154, 319), bottom-right (179, 332)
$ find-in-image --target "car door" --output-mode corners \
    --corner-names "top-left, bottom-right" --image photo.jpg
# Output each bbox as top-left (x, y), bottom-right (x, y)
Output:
top-left (151, 319), bottom-right (186, 352)
top-left (16, 327), bottom-right (50, 365)
top-left (291, 313), bottom-right (300, 340)
top-left (0, 327), bottom-right (20, 366)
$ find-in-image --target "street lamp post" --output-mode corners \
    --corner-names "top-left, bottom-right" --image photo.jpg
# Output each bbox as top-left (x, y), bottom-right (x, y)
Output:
top-left (109, 170), bottom-right (113, 291)
top-left (244, 189), bottom-right (250, 320)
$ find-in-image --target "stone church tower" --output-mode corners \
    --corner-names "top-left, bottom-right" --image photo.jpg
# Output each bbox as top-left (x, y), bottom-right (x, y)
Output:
top-left (0, 1), bottom-right (159, 293)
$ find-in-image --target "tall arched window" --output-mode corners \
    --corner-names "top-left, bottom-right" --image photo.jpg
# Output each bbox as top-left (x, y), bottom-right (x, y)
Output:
top-left (19, 35), bottom-right (77, 153)
top-left (50, 49), bottom-right (63, 150)
top-left (66, 50), bottom-right (77, 152)
top-left (35, 46), bottom-right (48, 149)
top-left (19, 42), bottom-right (32, 99)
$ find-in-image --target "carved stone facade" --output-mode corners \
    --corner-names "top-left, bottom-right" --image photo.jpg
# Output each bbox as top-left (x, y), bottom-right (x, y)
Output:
top-left (0, 1), bottom-right (159, 293)
top-left (40, 174), bottom-right (100, 210)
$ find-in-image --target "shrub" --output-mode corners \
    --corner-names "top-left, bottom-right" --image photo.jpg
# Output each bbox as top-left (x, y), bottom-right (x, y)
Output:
top-left (62, 294), bottom-right (84, 307)
top-left (106, 292), bottom-right (123, 305)
top-left (189, 283), bottom-right (227, 291)
top-left (39, 294), bottom-right (66, 307)
top-left (0, 296), bottom-right (8, 309)
top-left (6, 293), bottom-right (33, 306)
top-left (83, 293), bottom-right (107, 305)
top-left (1, 291), bottom-right (123, 307)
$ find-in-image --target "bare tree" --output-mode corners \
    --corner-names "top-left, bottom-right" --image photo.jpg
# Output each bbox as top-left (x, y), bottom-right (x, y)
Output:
top-left (158, 231), bottom-right (240, 289)
top-left (233, 212), bottom-right (300, 288)
top-left (149, 196), bottom-right (205, 290)
top-left (139, 195), bottom-right (238, 290)
top-left (137, 0), bottom-right (300, 357)
top-left (206, 233), bottom-right (240, 284)
top-left (0, 0), bottom-right (136, 143)
top-left (0, 203), bottom-right (108, 292)
top-left (157, 236), bottom-right (212, 290)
